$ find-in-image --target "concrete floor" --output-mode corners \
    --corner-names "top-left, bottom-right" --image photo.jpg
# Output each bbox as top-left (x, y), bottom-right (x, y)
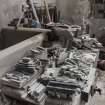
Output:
top-left (86, 70), bottom-right (105, 105)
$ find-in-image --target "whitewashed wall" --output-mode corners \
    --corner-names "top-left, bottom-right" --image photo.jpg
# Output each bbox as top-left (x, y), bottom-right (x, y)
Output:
top-left (56, 0), bottom-right (90, 25)
top-left (0, 0), bottom-right (24, 30)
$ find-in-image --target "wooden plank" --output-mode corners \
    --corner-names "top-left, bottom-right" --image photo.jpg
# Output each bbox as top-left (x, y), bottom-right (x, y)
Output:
top-left (2, 27), bottom-right (51, 33)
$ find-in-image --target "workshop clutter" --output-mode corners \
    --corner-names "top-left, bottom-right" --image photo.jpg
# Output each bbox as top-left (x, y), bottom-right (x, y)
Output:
top-left (40, 49), bottom-right (98, 102)
top-left (0, 30), bottom-right (102, 105)
top-left (0, 0), bottom-right (103, 102)
top-left (8, 0), bottom-right (58, 28)
top-left (0, 16), bottom-right (103, 104)
top-left (1, 47), bottom-right (48, 105)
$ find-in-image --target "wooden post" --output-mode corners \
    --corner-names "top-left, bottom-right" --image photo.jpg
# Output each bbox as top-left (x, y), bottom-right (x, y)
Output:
top-left (43, 0), bottom-right (52, 23)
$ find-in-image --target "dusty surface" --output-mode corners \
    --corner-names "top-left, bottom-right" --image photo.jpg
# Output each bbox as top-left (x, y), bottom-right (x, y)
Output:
top-left (0, 69), bottom-right (105, 105)
top-left (86, 70), bottom-right (105, 105)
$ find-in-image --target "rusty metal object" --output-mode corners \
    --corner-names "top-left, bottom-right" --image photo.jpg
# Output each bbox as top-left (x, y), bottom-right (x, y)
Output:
top-left (39, 49), bottom-right (99, 103)
top-left (97, 60), bottom-right (105, 70)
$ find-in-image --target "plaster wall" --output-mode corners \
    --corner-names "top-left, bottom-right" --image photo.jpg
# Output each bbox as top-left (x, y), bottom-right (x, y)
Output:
top-left (56, 0), bottom-right (90, 25)
top-left (0, 0), bottom-right (24, 30)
